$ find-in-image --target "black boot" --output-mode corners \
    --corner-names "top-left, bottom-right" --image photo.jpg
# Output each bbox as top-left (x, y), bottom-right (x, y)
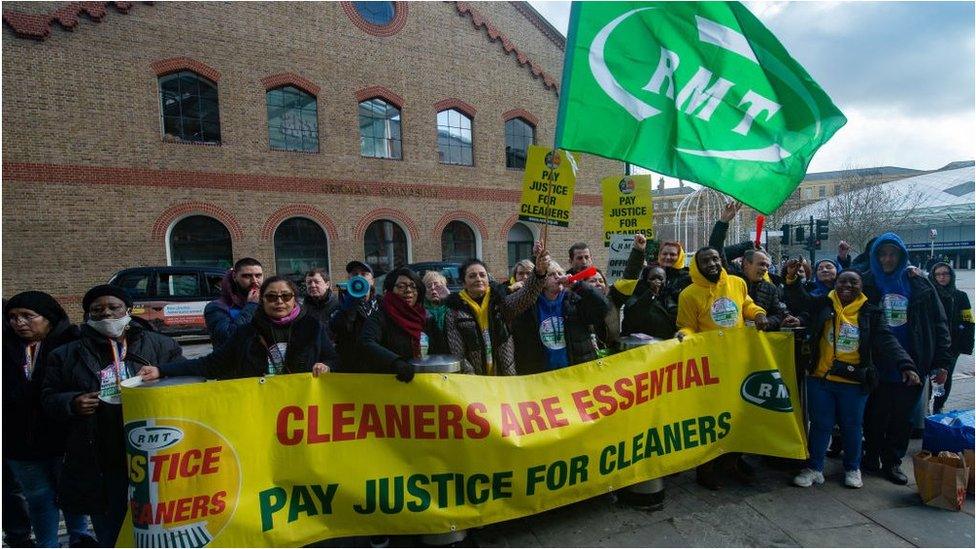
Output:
top-left (696, 461), bottom-right (723, 491)
top-left (884, 464), bottom-right (908, 485)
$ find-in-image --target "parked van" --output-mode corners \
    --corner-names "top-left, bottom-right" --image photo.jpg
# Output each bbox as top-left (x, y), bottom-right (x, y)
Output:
top-left (108, 266), bottom-right (226, 337)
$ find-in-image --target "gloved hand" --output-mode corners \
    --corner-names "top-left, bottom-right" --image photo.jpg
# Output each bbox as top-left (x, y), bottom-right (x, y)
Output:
top-left (394, 359), bottom-right (415, 383)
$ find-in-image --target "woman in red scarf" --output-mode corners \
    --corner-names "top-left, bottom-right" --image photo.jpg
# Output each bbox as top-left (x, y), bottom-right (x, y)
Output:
top-left (360, 268), bottom-right (430, 382)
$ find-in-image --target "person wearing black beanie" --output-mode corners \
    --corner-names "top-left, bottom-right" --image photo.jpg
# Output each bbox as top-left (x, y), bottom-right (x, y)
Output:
top-left (41, 285), bottom-right (184, 546)
top-left (4, 291), bottom-right (96, 547)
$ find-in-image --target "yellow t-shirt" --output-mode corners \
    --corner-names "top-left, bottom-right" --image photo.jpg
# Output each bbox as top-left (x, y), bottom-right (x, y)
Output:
top-left (814, 290), bottom-right (867, 384)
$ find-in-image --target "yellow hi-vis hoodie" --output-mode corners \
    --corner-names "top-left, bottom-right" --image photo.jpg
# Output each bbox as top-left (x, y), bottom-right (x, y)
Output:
top-left (677, 256), bottom-right (766, 336)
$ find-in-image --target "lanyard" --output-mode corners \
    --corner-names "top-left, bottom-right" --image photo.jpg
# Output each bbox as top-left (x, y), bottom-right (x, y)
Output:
top-left (23, 343), bottom-right (40, 380)
top-left (108, 338), bottom-right (128, 389)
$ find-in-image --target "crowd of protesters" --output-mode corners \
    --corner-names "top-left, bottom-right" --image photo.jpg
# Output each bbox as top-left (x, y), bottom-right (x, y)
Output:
top-left (4, 202), bottom-right (973, 547)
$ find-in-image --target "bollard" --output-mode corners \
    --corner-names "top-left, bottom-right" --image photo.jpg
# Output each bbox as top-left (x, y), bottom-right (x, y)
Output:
top-left (616, 335), bottom-right (666, 509)
top-left (407, 355), bottom-right (468, 546)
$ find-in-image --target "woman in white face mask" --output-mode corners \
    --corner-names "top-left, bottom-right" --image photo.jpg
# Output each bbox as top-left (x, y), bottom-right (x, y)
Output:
top-left (41, 285), bottom-right (184, 547)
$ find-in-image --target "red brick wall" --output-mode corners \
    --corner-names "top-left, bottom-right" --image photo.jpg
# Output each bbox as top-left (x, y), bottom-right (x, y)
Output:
top-left (2, 1), bottom-right (623, 313)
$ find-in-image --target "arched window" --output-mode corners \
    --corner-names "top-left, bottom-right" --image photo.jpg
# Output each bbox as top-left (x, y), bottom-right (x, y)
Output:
top-left (437, 109), bottom-right (473, 166)
top-left (159, 71), bottom-right (220, 143)
top-left (169, 215), bottom-right (232, 268)
top-left (441, 221), bottom-right (477, 263)
top-left (359, 99), bottom-right (402, 159)
top-left (364, 219), bottom-right (408, 276)
top-left (505, 117), bottom-right (535, 169)
top-left (507, 222), bottom-right (534, 271)
top-left (274, 218), bottom-right (329, 281)
top-left (267, 86), bottom-right (318, 152)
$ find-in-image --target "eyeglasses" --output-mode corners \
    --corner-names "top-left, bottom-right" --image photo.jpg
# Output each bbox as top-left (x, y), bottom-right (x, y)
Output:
top-left (394, 283), bottom-right (418, 292)
top-left (263, 293), bottom-right (295, 303)
top-left (8, 313), bottom-right (41, 325)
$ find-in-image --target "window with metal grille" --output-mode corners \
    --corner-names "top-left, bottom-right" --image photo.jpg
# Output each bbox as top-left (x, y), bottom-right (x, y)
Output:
top-left (437, 109), bottom-right (473, 166)
top-left (267, 87), bottom-right (318, 152)
top-left (359, 99), bottom-right (402, 159)
top-left (505, 118), bottom-right (535, 169)
top-left (159, 71), bottom-right (221, 143)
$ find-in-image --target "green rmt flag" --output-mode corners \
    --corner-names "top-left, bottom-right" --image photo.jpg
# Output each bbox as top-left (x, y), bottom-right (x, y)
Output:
top-left (555, 2), bottom-right (847, 214)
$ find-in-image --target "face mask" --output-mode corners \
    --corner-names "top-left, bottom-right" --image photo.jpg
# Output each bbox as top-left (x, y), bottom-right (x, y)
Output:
top-left (87, 315), bottom-right (132, 339)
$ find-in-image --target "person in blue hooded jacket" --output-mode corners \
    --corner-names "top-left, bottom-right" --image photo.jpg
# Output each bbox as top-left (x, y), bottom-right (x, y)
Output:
top-left (860, 232), bottom-right (952, 485)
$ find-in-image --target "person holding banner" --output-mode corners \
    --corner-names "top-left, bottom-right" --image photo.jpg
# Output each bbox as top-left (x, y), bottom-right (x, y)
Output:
top-left (445, 242), bottom-right (549, 376)
top-left (783, 264), bottom-right (915, 489)
top-left (582, 268), bottom-right (621, 351)
top-left (42, 285), bottom-right (184, 547)
top-left (676, 248), bottom-right (768, 490)
top-left (510, 260), bottom-right (610, 374)
top-left (359, 268), bottom-right (433, 382)
top-left (140, 276), bottom-right (338, 380)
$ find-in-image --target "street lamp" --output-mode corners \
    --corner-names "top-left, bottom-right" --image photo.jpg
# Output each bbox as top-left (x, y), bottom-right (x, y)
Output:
top-left (929, 228), bottom-right (938, 261)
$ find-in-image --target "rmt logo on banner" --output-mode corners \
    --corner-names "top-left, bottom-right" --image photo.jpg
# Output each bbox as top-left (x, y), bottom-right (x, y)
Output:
top-left (126, 419), bottom-right (241, 547)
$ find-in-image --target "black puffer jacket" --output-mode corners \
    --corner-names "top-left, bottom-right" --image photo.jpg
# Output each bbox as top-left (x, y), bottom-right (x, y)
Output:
top-left (41, 318), bottom-right (184, 514)
top-left (511, 283), bottom-right (611, 375)
top-left (161, 310), bottom-right (339, 379)
top-left (861, 272), bottom-right (953, 378)
top-left (360, 306), bottom-right (444, 374)
top-left (302, 290), bottom-right (340, 328)
top-left (329, 293), bottom-right (378, 373)
top-left (444, 275), bottom-right (545, 376)
top-left (785, 281), bottom-right (915, 389)
top-left (622, 291), bottom-right (677, 340)
top-left (3, 318), bottom-right (79, 460)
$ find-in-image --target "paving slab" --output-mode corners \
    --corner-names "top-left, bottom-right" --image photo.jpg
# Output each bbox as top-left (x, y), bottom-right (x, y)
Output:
top-left (593, 518), bottom-right (693, 547)
top-left (745, 486), bottom-right (869, 530)
top-left (819, 473), bottom-right (922, 513)
top-left (866, 505), bottom-right (976, 548)
top-left (787, 522), bottom-right (914, 548)
top-left (668, 500), bottom-right (799, 547)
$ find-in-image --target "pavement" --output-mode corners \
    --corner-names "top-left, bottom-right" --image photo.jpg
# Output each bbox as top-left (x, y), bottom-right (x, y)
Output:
top-left (14, 273), bottom-right (975, 548)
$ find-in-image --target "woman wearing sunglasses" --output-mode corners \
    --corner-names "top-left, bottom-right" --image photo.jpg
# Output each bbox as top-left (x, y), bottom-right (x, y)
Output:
top-left (140, 276), bottom-right (339, 380)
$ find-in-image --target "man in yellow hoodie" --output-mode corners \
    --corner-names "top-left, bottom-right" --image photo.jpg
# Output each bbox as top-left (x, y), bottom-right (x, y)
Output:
top-left (676, 247), bottom-right (768, 337)
top-left (676, 247), bottom-right (768, 490)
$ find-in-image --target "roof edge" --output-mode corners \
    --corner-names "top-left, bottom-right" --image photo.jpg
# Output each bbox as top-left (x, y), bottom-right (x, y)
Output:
top-left (509, 1), bottom-right (565, 51)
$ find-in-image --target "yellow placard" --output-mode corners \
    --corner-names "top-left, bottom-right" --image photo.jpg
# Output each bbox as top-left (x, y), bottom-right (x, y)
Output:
top-left (118, 329), bottom-right (805, 547)
top-left (601, 174), bottom-right (654, 245)
top-left (518, 145), bottom-right (578, 227)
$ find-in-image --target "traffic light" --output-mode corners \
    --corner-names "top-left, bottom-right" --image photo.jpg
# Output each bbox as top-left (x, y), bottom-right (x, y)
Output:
top-left (815, 219), bottom-right (829, 241)
top-left (795, 226), bottom-right (805, 242)
top-left (780, 224), bottom-right (791, 245)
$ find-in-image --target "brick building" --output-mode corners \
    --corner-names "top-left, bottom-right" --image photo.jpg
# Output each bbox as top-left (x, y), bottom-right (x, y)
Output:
top-left (2, 1), bottom-right (623, 311)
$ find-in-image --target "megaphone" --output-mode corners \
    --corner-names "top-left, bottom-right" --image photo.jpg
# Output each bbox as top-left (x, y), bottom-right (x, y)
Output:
top-left (347, 275), bottom-right (371, 299)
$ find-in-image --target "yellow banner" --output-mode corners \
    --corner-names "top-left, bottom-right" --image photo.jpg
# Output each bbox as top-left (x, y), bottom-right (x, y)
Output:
top-left (518, 145), bottom-right (578, 227)
top-left (601, 174), bottom-right (654, 245)
top-left (119, 329), bottom-right (805, 547)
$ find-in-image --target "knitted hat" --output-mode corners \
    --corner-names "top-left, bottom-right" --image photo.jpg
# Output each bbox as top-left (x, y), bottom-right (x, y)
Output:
top-left (5, 291), bottom-right (68, 323)
top-left (82, 285), bottom-right (133, 312)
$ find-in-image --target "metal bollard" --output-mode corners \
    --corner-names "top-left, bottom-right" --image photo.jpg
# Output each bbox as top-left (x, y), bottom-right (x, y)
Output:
top-left (616, 336), bottom-right (666, 508)
top-left (408, 355), bottom-right (468, 546)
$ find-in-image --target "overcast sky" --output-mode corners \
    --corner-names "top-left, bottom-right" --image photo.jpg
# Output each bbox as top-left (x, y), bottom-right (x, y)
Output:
top-left (528, 1), bottom-right (975, 176)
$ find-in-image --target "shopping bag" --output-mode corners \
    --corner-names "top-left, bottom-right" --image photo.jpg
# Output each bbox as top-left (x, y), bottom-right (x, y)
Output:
top-left (923, 409), bottom-right (975, 453)
top-left (912, 450), bottom-right (969, 511)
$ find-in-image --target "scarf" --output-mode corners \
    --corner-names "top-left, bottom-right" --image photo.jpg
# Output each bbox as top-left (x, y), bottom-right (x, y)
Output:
top-left (270, 304), bottom-right (302, 326)
top-left (424, 300), bottom-right (449, 331)
top-left (459, 288), bottom-right (494, 375)
top-left (216, 269), bottom-right (249, 309)
top-left (382, 293), bottom-right (428, 358)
